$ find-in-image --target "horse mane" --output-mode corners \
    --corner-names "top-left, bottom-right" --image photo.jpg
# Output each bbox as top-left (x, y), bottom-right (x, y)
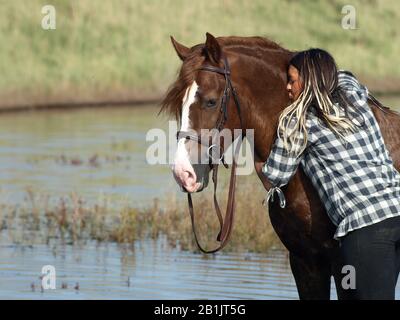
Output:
top-left (218, 36), bottom-right (288, 51)
top-left (368, 94), bottom-right (400, 117)
top-left (161, 35), bottom-right (400, 124)
top-left (159, 36), bottom-right (290, 121)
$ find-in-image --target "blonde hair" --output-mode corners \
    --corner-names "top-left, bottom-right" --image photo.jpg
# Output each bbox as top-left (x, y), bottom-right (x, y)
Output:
top-left (278, 49), bottom-right (360, 157)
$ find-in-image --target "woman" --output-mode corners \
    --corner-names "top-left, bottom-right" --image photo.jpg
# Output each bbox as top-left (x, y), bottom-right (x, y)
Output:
top-left (262, 48), bottom-right (400, 300)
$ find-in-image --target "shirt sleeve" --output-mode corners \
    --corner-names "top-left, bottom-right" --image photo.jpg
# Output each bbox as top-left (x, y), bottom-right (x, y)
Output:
top-left (337, 70), bottom-right (369, 108)
top-left (261, 117), bottom-right (312, 208)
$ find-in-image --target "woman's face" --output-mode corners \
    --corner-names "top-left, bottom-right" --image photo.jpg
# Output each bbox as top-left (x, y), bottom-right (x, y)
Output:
top-left (287, 65), bottom-right (303, 102)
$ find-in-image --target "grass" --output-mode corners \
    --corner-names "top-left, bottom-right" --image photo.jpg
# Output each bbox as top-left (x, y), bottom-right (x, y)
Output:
top-left (0, 174), bottom-right (282, 253)
top-left (0, 0), bottom-right (400, 107)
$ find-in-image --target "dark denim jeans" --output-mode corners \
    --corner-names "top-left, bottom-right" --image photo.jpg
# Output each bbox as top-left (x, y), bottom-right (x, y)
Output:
top-left (338, 215), bottom-right (400, 300)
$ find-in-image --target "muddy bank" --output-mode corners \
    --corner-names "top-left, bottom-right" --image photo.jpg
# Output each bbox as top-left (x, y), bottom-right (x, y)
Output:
top-left (0, 87), bottom-right (165, 113)
top-left (0, 96), bottom-right (163, 113)
top-left (0, 76), bottom-right (399, 113)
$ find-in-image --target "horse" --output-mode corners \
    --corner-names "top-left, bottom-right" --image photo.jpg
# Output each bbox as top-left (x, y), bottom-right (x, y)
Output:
top-left (160, 32), bottom-right (400, 299)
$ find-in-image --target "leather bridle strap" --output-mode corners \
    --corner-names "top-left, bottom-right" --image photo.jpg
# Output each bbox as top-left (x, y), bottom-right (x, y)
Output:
top-left (178, 54), bottom-right (246, 253)
top-left (200, 56), bottom-right (245, 131)
top-left (187, 137), bottom-right (243, 253)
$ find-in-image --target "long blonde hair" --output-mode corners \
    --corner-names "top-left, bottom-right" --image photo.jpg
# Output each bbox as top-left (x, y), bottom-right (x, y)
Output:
top-left (278, 49), bottom-right (361, 157)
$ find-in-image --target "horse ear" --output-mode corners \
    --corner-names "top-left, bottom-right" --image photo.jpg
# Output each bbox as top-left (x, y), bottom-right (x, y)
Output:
top-left (204, 32), bottom-right (221, 64)
top-left (170, 36), bottom-right (190, 61)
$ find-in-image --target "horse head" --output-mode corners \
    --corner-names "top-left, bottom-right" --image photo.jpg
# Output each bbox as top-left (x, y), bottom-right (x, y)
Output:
top-left (162, 33), bottom-right (292, 193)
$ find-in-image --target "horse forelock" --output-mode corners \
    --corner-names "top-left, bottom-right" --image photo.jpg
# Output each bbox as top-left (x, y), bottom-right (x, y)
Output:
top-left (160, 48), bottom-right (205, 122)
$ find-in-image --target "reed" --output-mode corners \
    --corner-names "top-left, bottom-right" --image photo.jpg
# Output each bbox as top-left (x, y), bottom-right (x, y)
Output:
top-left (0, 175), bottom-right (282, 253)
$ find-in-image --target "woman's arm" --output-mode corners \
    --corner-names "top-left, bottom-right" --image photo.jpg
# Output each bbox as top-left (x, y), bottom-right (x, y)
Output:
top-left (262, 133), bottom-right (305, 188)
top-left (262, 118), bottom-right (311, 208)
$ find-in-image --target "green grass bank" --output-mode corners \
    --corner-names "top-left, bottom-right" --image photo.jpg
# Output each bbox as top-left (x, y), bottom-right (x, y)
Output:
top-left (1, 0), bottom-right (399, 109)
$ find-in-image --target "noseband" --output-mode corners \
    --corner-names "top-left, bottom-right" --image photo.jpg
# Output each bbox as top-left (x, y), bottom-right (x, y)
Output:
top-left (176, 55), bottom-right (246, 253)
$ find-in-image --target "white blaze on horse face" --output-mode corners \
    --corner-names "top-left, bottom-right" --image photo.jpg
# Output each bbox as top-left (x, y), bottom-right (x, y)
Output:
top-left (173, 81), bottom-right (201, 193)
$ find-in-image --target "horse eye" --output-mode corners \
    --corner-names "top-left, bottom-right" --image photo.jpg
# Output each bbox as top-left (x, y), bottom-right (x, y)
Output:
top-left (206, 99), bottom-right (217, 108)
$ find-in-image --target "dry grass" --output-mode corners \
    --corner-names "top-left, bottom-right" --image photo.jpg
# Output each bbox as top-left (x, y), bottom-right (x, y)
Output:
top-left (145, 175), bottom-right (282, 252)
top-left (0, 174), bottom-right (282, 253)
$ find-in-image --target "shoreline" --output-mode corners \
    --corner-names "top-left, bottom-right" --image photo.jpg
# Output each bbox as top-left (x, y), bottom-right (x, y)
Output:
top-left (0, 77), bottom-right (399, 114)
top-left (0, 87), bottom-right (165, 113)
top-left (0, 96), bottom-right (163, 113)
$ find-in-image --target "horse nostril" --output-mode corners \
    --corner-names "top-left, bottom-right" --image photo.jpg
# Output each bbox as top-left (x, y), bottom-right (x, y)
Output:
top-left (185, 169), bottom-right (196, 183)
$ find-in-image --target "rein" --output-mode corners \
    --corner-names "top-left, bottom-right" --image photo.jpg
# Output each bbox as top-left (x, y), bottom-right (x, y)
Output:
top-left (176, 55), bottom-right (246, 253)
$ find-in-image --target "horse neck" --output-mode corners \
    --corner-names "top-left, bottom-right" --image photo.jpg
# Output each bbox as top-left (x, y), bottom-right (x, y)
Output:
top-left (228, 48), bottom-right (292, 161)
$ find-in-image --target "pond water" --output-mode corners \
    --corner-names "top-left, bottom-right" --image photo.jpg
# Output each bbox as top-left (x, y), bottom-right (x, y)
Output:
top-left (0, 237), bottom-right (319, 300)
top-left (1, 236), bottom-right (399, 300)
top-left (0, 105), bottom-right (176, 207)
top-left (0, 97), bottom-right (399, 300)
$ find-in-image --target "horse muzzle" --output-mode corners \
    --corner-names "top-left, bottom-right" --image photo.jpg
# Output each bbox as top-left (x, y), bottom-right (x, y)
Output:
top-left (176, 163), bottom-right (211, 193)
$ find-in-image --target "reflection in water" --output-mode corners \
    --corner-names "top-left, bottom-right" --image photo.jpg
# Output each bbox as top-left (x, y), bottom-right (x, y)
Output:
top-left (0, 237), bottom-right (303, 300)
top-left (1, 236), bottom-right (398, 300)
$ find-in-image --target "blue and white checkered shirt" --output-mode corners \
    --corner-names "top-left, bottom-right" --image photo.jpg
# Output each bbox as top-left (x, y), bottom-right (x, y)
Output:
top-left (262, 70), bottom-right (400, 240)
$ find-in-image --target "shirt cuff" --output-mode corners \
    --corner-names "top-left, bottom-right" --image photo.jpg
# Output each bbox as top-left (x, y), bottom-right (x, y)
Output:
top-left (262, 186), bottom-right (286, 208)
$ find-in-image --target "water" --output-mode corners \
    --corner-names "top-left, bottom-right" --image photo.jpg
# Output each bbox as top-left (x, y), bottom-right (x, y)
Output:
top-left (0, 105), bottom-right (176, 207)
top-left (0, 238), bottom-right (309, 300)
top-left (1, 236), bottom-right (399, 300)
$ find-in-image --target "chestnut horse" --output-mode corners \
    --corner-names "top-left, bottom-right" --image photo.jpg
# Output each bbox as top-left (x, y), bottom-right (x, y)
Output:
top-left (161, 33), bottom-right (400, 299)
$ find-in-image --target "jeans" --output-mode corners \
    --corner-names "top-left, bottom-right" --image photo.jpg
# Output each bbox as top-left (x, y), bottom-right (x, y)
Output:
top-left (338, 215), bottom-right (400, 300)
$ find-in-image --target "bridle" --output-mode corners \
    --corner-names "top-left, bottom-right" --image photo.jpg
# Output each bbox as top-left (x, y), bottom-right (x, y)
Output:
top-left (176, 55), bottom-right (246, 253)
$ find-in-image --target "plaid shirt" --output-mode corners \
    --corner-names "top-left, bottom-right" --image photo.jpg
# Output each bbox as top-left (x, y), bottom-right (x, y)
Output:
top-left (262, 70), bottom-right (400, 240)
